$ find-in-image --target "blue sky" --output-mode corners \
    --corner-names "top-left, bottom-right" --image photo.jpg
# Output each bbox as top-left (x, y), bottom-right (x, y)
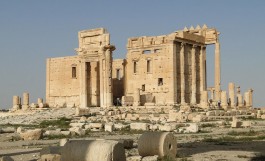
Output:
top-left (0, 1), bottom-right (264, 108)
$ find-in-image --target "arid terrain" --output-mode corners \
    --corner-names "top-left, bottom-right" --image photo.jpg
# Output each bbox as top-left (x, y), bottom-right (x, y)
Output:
top-left (1, 107), bottom-right (265, 161)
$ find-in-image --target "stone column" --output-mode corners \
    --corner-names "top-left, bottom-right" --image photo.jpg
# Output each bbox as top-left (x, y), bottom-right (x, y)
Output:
top-left (237, 94), bottom-right (243, 107)
top-left (228, 83), bottom-right (235, 108)
top-left (99, 56), bottom-right (105, 107)
top-left (244, 91), bottom-right (250, 107)
top-left (133, 88), bottom-right (140, 106)
top-left (104, 45), bottom-right (115, 107)
top-left (22, 92), bottom-right (29, 110)
top-left (80, 62), bottom-right (87, 108)
top-left (215, 41), bottom-right (221, 101)
top-left (13, 96), bottom-right (20, 109)
top-left (249, 89), bottom-right (253, 108)
top-left (221, 91), bottom-right (228, 110)
top-left (180, 42), bottom-right (186, 105)
top-left (200, 91), bottom-right (208, 108)
top-left (200, 46), bottom-right (206, 99)
top-left (191, 45), bottom-right (197, 105)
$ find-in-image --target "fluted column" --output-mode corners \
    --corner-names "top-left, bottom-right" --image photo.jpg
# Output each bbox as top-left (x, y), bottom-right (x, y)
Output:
top-left (191, 45), bottom-right (197, 105)
top-left (200, 46), bottom-right (206, 91)
top-left (104, 45), bottom-right (115, 107)
top-left (180, 42), bottom-right (186, 105)
top-left (80, 62), bottom-right (87, 108)
top-left (215, 41), bottom-right (221, 101)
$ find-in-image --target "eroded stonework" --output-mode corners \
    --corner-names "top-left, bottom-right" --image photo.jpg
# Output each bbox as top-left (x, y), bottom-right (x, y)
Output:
top-left (46, 25), bottom-right (253, 109)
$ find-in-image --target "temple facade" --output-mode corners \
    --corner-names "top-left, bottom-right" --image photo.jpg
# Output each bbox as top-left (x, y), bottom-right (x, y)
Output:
top-left (46, 25), bottom-right (251, 108)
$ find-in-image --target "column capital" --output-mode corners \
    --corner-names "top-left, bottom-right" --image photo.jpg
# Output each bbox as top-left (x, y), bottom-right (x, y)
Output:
top-left (103, 45), bottom-right (116, 51)
top-left (180, 42), bottom-right (186, 48)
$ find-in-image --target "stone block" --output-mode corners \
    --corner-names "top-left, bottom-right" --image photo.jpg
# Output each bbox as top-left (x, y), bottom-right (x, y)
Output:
top-left (130, 123), bottom-right (149, 131)
top-left (0, 156), bottom-right (14, 161)
top-left (142, 155), bottom-right (159, 161)
top-left (105, 123), bottom-right (114, 132)
top-left (61, 140), bottom-right (126, 161)
top-left (20, 129), bottom-right (43, 140)
top-left (186, 123), bottom-right (199, 133)
top-left (40, 154), bottom-right (61, 161)
top-left (242, 121), bottom-right (251, 128)
top-left (118, 139), bottom-right (134, 149)
top-left (126, 156), bottom-right (142, 161)
top-left (231, 120), bottom-right (242, 128)
top-left (69, 127), bottom-right (85, 136)
top-left (159, 125), bottom-right (174, 132)
top-left (138, 132), bottom-right (177, 158)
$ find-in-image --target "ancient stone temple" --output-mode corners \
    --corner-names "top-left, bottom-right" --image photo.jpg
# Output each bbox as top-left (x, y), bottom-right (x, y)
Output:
top-left (46, 25), bottom-right (251, 108)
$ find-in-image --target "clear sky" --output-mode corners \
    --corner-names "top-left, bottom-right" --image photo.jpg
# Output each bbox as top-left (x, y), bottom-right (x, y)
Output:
top-left (0, 1), bottom-right (264, 109)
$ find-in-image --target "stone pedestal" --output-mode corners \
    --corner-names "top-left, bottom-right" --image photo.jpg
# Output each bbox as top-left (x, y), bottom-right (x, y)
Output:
top-left (228, 83), bottom-right (235, 108)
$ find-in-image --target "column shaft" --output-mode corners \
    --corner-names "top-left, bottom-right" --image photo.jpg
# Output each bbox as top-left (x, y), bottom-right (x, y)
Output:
top-left (215, 42), bottom-right (221, 101)
top-left (180, 42), bottom-right (186, 104)
top-left (191, 45), bottom-right (197, 105)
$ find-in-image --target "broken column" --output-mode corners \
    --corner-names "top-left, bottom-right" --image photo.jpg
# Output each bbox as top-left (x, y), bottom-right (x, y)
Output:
top-left (191, 45), bottom-right (197, 105)
top-left (237, 94), bottom-right (243, 107)
top-left (200, 91), bottom-right (208, 108)
top-left (61, 140), bottom-right (126, 161)
top-left (138, 132), bottom-right (177, 158)
top-left (12, 96), bottom-right (20, 110)
top-left (133, 88), bottom-right (140, 106)
top-left (228, 83), bottom-right (235, 108)
top-left (244, 89), bottom-right (253, 108)
top-left (22, 92), bottom-right (29, 110)
top-left (221, 91), bottom-right (228, 110)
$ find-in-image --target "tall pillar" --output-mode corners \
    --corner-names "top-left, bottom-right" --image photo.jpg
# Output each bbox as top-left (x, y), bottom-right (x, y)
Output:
top-left (244, 91), bottom-right (250, 108)
top-left (221, 91), bottom-right (228, 110)
top-left (237, 94), bottom-right (243, 107)
top-left (22, 92), bottom-right (29, 110)
top-left (200, 91), bottom-right (208, 108)
top-left (80, 62), bottom-right (87, 108)
top-left (200, 46), bottom-right (206, 99)
top-left (191, 45), bottom-right (197, 105)
top-left (248, 89), bottom-right (253, 108)
top-left (104, 45), bottom-right (115, 107)
top-left (99, 58), bottom-right (105, 107)
top-left (228, 83), bottom-right (235, 108)
top-left (13, 96), bottom-right (20, 110)
top-left (180, 42), bottom-right (186, 105)
top-left (215, 41), bottom-right (221, 101)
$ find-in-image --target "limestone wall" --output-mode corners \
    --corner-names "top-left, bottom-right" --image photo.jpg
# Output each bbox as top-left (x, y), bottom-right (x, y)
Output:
top-left (46, 56), bottom-right (80, 107)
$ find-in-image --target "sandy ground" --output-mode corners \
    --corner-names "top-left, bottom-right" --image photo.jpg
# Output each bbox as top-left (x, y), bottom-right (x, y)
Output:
top-left (0, 108), bottom-right (265, 161)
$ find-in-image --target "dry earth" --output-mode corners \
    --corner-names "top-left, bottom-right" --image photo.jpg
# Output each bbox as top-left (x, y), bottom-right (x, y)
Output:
top-left (0, 108), bottom-right (265, 161)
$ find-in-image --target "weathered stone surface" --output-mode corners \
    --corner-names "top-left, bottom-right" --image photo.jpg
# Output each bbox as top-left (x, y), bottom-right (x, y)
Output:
top-left (138, 132), bottom-right (177, 158)
top-left (130, 123), bottom-right (149, 131)
top-left (40, 154), bottom-right (61, 161)
top-left (126, 156), bottom-right (142, 161)
top-left (0, 156), bottom-right (14, 161)
top-left (142, 155), bottom-right (159, 161)
top-left (20, 129), bottom-right (43, 140)
top-left (61, 140), bottom-right (126, 161)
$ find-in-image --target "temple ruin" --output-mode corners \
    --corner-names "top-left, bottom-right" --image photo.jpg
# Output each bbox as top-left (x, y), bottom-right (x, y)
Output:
top-left (45, 25), bottom-right (253, 109)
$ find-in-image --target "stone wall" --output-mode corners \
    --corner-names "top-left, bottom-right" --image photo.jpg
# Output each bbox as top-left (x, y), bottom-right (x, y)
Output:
top-left (46, 56), bottom-right (80, 107)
